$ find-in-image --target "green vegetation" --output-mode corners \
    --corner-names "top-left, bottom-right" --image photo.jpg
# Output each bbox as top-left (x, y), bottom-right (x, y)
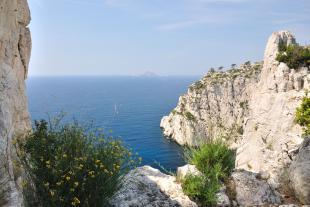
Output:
top-left (0, 152), bottom-right (9, 206)
top-left (182, 175), bottom-right (219, 206)
top-left (15, 119), bottom-right (141, 207)
top-left (184, 111), bottom-right (196, 121)
top-left (295, 93), bottom-right (310, 136)
top-left (276, 44), bottom-right (310, 69)
top-left (239, 101), bottom-right (248, 110)
top-left (182, 140), bottom-right (235, 206)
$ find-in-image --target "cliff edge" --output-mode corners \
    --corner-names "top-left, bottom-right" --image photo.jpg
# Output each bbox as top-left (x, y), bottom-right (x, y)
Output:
top-left (0, 0), bottom-right (32, 206)
top-left (161, 31), bottom-right (309, 188)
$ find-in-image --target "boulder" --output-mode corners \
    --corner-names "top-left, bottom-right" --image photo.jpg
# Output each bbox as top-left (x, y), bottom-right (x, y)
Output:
top-left (176, 164), bottom-right (201, 180)
top-left (289, 137), bottom-right (310, 204)
top-left (228, 170), bottom-right (281, 206)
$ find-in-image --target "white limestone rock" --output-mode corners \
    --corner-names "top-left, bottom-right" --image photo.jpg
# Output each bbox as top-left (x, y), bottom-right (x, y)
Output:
top-left (228, 170), bottom-right (281, 206)
top-left (110, 166), bottom-right (197, 207)
top-left (176, 164), bottom-right (201, 180)
top-left (160, 62), bottom-right (262, 146)
top-left (216, 185), bottom-right (231, 207)
top-left (288, 137), bottom-right (310, 204)
top-left (0, 0), bottom-right (31, 206)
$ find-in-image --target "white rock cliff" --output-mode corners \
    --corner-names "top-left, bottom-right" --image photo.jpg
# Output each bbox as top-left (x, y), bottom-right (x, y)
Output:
top-left (161, 31), bottom-right (309, 190)
top-left (0, 0), bottom-right (31, 206)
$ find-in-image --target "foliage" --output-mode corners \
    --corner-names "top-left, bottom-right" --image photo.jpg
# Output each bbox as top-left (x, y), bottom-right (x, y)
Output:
top-left (182, 174), bottom-right (220, 207)
top-left (15, 119), bottom-right (141, 207)
top-left (0, 152), bottom-right (9, 206)
top-left (276, 44), bottom-right (310, 69)
top-left (188, 140), bottom-right (235, 178)
top-left (184, 111), bottom-right (196, 121)
top-left (182, 140), bottom-right (235, 206)
top-left (295, 93), bottom-right (310, 136)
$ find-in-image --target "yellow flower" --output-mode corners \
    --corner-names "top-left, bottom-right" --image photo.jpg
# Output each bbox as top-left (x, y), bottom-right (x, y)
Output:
top-left (74, 182), bottom-right (79, 187)
top-left (95, 159), bottom-right (101, 163)
top-left (56, 182), bottom-right (62, 186)
top-left (45, 161), bottom-right (50, 165)
top-left (63, 154), bottom-right (67, 158)
top-left (71, 197), bottom-right (80, 206)
top-left (50, 190), bottom-right (55, 197)
top-left (44, 182), bottom-right (50, 187)
top-left (66, 176), bottom-right (71, 181)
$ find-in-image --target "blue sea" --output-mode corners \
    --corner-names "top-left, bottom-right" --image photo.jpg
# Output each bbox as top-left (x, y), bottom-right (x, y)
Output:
top-left (26, 76), bottom-right (197, 171)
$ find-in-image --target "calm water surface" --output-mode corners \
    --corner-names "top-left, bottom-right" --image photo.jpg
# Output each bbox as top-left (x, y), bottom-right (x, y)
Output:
top-left (26, 76), bottom-right (197, 170)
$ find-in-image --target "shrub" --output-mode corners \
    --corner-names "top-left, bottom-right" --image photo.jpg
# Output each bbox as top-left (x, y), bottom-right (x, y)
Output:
top-left (184, 111), bottom-right (196, 121)
top-left (276, 44), bottom-right (310, 69)
top-left (189, 141), bottom-right (235, 179)
top-left (15, 120), bottom-right (140, 207)
top-left (182, 174), bottom-right (220, 207)
top-left (295, 94), bottom-right (310, 136)
top-left (182, 140), bottom-right (235, 206)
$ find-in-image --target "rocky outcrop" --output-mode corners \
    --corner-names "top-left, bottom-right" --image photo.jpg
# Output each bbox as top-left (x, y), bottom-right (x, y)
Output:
top-left (288, 137), bottom-right (310, 204)
top-left (110, 166), bottom-right (197, 207)
top-left (161, 31), bottom-right (309, 187)
top-left (0, 0), bottom-right (32, 206)
top-left (160, 62), bottom-right (262, 146)
top-left (176, 164), bottom-right (202, 181)
top-left (227, 170), bottom-right (281, 206)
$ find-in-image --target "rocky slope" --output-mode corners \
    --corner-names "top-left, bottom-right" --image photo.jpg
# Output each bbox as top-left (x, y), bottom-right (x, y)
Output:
top-left (110, 166), bottom-right (198, 207)
top-left (0, 0), bottom-right (32, 206)
top-left (161, 31), bottom-right (309, 193)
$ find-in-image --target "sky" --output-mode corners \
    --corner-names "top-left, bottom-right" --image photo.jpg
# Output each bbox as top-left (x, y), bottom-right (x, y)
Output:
top-left (28, 0), bottom-right (310, 76)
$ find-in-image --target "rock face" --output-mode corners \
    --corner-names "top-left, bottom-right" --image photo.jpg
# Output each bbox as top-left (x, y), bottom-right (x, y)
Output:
top-left (160, 62), bottom-right (262, 146)
top-left (176, 164), bottom-right (202, 181)
top-left (0, 0), bottom-right (32, 206)
top-left (228, 170), bottom-right (281, 206)
top-left (161, 31), bottom-right (309, 186)
top-left (288, 137), bottom-right (310, 204)
top-left (110, 166), bottom-right (197, 207)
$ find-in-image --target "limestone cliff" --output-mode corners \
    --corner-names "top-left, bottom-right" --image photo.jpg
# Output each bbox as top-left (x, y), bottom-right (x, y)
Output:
top-left (0, 0), bottom-right (32, 206)
top-left (161, 31), bottom-right (309, 187)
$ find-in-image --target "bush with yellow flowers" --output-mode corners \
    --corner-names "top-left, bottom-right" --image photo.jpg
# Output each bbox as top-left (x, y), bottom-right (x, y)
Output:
top-left (15, 119), bottom-right (141, 207)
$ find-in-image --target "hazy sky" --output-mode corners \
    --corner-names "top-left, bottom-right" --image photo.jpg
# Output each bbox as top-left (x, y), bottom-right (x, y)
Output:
top-left (28, 0), bottom-right (310, 76)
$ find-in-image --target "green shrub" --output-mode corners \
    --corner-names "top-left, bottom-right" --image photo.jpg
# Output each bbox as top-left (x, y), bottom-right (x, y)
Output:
top-left (182, 174), bottom-right (220, 207)
top-left (276, 44), bottom-right (310, 69)
top-left (184, 111), bottom-right (196, 121)
top-left (182, 140), bottom-right (235, 206)
top-left (189, 141), bottom-right (235, 179)
top-left (295, 94), bottom-right (310, 136)
top-left (193, 81), bottom-right (204, 90)
top-left (15, 120), bottom-right (140, 207)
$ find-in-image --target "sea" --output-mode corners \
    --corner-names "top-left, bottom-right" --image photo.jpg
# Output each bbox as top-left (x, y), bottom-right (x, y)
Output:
top-left (26, 76), bottom-right (198, 171)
